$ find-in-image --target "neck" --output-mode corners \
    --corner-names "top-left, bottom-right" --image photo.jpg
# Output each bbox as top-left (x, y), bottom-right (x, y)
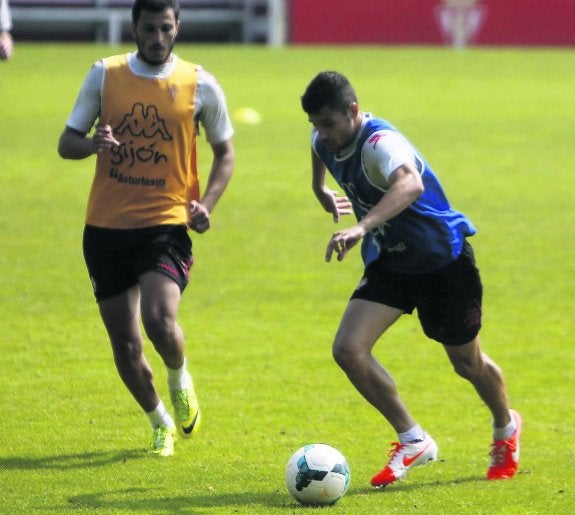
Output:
top-left (136, 52), bottom-right (173, 67)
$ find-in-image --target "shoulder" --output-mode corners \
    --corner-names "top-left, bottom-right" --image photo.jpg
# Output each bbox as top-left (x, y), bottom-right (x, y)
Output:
top-left (362, 129), bottom-right (407, 158)
top-left (101, 53), bottom-right (129, 70)
top-left (195, 66), bottom-right (228, 112)
top-left (81, 59), bottom-right (105, 91)
top-left (362, 128), bottom-right (417, 179)
top-left (173, 56), bottom-right (200, 77)
top-left (197, 66), bottom-right (225, 94)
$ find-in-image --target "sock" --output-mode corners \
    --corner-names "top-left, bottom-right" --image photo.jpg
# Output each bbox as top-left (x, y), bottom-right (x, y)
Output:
top-left (167, 358), bottom-right (191, 391)
top-left (493, 411), bottom-right (517, 440)
top-left (398, 424), bottom-right (426, 444)
top-left (146, 400), bottom-right (175, 429)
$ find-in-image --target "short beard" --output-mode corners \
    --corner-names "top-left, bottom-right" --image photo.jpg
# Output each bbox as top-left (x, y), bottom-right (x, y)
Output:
top-left (136, 40), bottom-right (175, 66)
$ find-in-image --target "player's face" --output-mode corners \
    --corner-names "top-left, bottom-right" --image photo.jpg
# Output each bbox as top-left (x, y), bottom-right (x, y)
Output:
top-left (308, 104), bottom-right (360, 153)
top-left (132, 8), bottom-right (179, 65)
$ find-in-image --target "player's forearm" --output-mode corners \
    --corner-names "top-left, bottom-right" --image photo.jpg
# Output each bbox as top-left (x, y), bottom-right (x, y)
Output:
top-left (311, 151), bottom-right (327, 198)
top-left (200, 141), bottom-right (234, 212)
top-left (201, 163), bottom-right (233, 212)
top-left (58, 128), bottom-right (95, 159)
top-left (358, 168), bottom-right (423, 232)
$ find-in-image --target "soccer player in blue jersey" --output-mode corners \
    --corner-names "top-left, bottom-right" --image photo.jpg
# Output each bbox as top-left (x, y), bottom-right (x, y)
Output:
top-left (301, 71), bottom-right (521, 486)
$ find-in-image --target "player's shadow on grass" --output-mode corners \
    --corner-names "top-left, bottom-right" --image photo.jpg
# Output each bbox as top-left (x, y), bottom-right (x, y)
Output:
top-left (63, 477), bottom-right (486, 512)
top-left (66, 489), bottom-right (292, 512)
top-left (350, 475), bottom-right (486, 496)
top-left (0, 448), bottom-right (145, 470)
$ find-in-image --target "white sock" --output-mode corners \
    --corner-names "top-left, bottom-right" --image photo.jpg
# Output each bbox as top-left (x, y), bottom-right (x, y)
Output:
top-left (398, 424), bottom-right (426, 444)
top-left (167, 358), bottom-right (191, 391)
top-left (493, 411), bottom-right (517, 440)
top-left (146, 400), bottom-right (175, 429)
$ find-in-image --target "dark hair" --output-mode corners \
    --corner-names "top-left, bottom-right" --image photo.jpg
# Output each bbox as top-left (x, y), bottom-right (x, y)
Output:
top-left (132, 0), bottom-right (180, 23)
top-left (301, 71), bottom-right (358, 115)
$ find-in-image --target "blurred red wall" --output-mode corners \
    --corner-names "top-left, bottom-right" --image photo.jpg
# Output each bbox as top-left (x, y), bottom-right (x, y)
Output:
top-left (290, 0), bottom-right (575, 46)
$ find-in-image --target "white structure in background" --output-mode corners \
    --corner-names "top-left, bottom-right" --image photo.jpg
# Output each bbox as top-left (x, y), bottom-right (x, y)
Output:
top-left (10, 0), bottom-right (287, 46)
top-left (435, 0), bottom-right (487, 49)
top-left (244, 0), bottom-right (286, 46)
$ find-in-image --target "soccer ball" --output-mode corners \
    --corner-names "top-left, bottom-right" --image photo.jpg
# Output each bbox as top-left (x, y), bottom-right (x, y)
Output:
top-left (285, 444), bottom-right (350, 506)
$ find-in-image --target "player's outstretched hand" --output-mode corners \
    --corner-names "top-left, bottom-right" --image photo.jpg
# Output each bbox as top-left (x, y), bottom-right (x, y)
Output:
top-left (317, 188), bottom-right (353, 223)
top-left (325, 225), bottom-right (365, 262)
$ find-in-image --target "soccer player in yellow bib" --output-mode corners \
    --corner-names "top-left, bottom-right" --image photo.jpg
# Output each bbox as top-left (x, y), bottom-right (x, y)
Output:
top-left (58, 0), bottom-right (234, 457)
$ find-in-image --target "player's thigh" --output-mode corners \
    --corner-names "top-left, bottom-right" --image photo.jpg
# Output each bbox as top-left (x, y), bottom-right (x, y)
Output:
top-left (133, 225), bottom-right (193, 294)
top-left (98, 286), bottom-right (143, 348)
top-left (139, 271), bottom-right (182, 329)
top-left (416, 242), bottom-right (482, 346)
top-left (334, 299), bottom-right (403, 355)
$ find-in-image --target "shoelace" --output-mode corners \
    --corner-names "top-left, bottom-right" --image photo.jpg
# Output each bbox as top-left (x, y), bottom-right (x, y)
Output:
top-left (172, 390), bottom-right (191, 419)
top-left (152, 427), bottom-right (169, 448)
top-left (489, 439), bottom-right (516, 465)
top-left (387, 442), bottom-right (404, 461)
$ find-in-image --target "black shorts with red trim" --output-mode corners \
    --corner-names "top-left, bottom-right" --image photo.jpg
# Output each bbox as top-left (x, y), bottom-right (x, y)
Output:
top-left (83, 224), bottom-right (193, 302)
top-left (351, 241), bottom-right (482, 346)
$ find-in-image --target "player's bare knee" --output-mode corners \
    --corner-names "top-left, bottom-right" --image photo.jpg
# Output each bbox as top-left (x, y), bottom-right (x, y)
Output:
top-left (452, 360), bottom-right (474, 380)
top-left (451, 355), bottom-right (488, 382)
top-left (332, 338), bottom-right (365, 371)
top-left (111, 338), bottom-right (144, 368)
top-left (144, 315), bottom-right (176, 345)
top-left (332, 339), bottom-right (349, 366)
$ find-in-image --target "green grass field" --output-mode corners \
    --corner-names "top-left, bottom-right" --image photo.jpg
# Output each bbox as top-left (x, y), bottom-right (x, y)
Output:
top-left (1, 43), bottom-right (574, 514)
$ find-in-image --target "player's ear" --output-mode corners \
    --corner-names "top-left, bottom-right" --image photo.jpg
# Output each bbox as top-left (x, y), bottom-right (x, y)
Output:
top-left (349, 102), bottom-right (359, 118)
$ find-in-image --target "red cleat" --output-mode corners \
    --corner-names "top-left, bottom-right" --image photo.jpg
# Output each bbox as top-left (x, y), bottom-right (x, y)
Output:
top-left (370, 434), bottom-right (438, 487)
top-left (487, 409), bottom-right (522, 480)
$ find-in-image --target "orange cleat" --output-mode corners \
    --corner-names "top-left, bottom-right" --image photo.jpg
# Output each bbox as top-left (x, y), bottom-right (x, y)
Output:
top-left (487, 409), bottom-right (522, 480)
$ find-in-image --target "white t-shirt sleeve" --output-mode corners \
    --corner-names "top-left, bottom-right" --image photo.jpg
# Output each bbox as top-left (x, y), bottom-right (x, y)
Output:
top-left (362, 129), bottom-right (418, 183)
top-left (66, 61), bottom-right (104, 134)
top-left (0, 0), bottom-right (12, 32)
top-left (195, 69), bottom-right (234, 145)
